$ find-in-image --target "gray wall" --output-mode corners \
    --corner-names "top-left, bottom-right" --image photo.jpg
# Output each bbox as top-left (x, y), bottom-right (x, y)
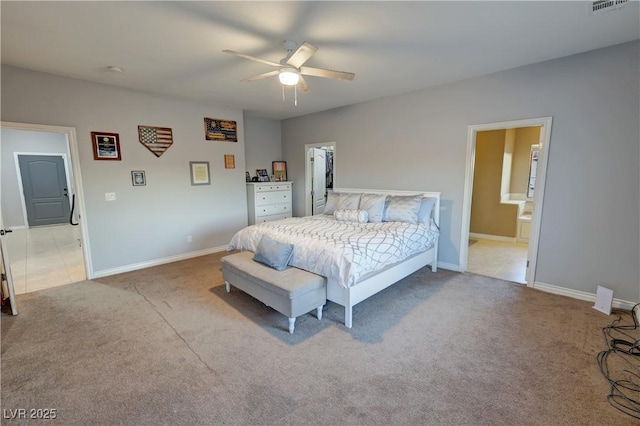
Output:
top-left (1, 129), bottom-right (72, 227)
top-left (1, 65), bottom-right (248, 275)
top-left (244, 115), bottom-right (282, 181)
top-left (282, 41), bottom-right (640, 302)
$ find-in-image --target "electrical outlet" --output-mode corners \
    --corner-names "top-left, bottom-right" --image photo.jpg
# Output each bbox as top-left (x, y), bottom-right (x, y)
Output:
top-left (187, 235), bottom-right (192, 243)
top-left (105, 192), bottom-right (116, 201)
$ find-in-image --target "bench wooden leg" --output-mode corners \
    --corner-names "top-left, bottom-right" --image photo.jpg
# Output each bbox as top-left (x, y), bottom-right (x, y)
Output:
top-left (316, 305), bottom-right (323, 320)
top-left (288, 317), bottom-right (296, 334)
top-left (225, 281), bottom-right (230, 292)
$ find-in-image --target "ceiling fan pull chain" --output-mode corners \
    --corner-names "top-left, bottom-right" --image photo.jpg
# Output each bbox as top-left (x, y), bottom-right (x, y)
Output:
top-left (282, 84), bottom-right (285, 102)
top-left (295, 85), bottom-right (298, 106)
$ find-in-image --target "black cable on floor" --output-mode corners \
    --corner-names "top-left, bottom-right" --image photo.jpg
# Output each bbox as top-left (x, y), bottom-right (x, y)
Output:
top-left (597, 303), bottom-right (640, 419)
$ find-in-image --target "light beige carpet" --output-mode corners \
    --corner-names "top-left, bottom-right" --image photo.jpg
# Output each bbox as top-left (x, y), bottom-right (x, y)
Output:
top-left (1, 252), bottom-right (636, 425)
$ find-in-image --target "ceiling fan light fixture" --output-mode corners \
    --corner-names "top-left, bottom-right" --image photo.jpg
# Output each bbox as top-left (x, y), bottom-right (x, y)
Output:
top-left (279, 68), bottom-right (299, 86)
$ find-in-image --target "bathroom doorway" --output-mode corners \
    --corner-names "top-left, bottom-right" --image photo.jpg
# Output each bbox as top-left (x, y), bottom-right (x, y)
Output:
top-left (460, 117), bottom-right (552, 287)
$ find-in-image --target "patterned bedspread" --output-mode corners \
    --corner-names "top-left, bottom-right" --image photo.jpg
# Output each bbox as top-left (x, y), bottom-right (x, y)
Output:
top-left (228, 215), bottom-right (439, 289)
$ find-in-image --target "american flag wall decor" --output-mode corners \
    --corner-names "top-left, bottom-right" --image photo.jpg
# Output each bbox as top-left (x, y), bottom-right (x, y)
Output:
top-left (138, 125), bottom-right (173, 157)
top-left (204, 118), bottom-right (237, 142)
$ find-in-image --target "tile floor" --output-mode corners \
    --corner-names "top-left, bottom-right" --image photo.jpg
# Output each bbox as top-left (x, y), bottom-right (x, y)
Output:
top-left (6, 224), bottom-right (85, 294)
top-left (467, 238), bottom-right (529, 284)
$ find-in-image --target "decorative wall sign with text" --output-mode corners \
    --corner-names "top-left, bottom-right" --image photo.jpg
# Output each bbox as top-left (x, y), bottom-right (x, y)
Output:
top-left (138, 125), bottom-right (173, 157)
top-left (204, 118), bottom-right (237, 142)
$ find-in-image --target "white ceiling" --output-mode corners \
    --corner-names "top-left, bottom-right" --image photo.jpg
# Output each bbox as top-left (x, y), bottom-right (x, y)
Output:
top-left (1, 1), bottom-right (638, 120)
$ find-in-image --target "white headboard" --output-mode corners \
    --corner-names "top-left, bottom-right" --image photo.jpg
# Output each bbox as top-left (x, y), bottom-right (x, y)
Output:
top-left (333, 188), bottom-right (441, 227)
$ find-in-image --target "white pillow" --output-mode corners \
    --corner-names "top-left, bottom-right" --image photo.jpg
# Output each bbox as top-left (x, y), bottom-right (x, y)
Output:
top-left (337, 193), bottom-right (362, 211)
top-left (383, 195), bottom-right (422, 224)
top-left (359, 193), bottom-right (387, 223)
top-left (334, 209), bottom-right (369, 223)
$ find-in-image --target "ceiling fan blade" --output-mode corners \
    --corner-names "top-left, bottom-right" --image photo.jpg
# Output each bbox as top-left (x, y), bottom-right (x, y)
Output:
top-left (222, 50), bottom-right (281, 68)
top-left (286, 42), bottom-right (318, 68)
top-left (299, 66), bottom-right (355, 81)
top-left (297, 75), bottom-right (311, 94)
top-left (241, 70), bottom-right (279, 82)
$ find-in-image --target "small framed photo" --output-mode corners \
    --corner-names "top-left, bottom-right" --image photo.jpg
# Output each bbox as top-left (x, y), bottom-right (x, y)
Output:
top-left (224, 154), bottom-right (235, 169)
top-left (272, 161), bottom-right (287, 182)
top-left (91, 131), bottom-right (121, 160)
top-left (245, 171), bottom-right (251, 182)
top-left (190, 161), bottom-right (210, 186)
top-left (256, 169), bottom-right (269, 182)
top-left (131, 170), bottom-right (146, 186)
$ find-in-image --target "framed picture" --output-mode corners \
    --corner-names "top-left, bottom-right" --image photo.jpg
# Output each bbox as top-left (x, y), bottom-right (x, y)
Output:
top-left (245, 171), bottom-right (251, 182)
top-left (224, 154), bottom-right (235, 169)
top-left (190, 161), bottom-right (210, 186)
top-left (272, 161), bottom-right (287, 182)
top-left (131, 170), bottom-right (146, 186)
top-left (256, 169), bottom-right (269, 182)
top-left (91, 132), bottom-right (121, 160)
top-left (204, 117), bottom-right (237, 142)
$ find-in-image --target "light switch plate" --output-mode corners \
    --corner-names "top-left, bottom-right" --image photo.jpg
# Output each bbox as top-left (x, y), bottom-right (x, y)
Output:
top-left (105, 192), bottom-right (116, 201)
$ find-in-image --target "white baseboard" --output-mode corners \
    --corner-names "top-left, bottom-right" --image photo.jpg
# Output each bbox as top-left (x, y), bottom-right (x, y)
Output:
top-left (435, 261), bottom-right (461, 272)
top-left (533, 281), bottom-right (637, 311)
top-left (92, 245), bottom-right (229, 279)
top-left (469, 233), bottom-right (517, 243)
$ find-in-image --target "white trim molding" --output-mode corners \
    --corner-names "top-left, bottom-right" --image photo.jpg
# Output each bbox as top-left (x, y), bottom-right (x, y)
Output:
top-left (469, 232), bottom-right (517, 243)
top-left (534, 281), bottom-right (637, 311)
top-left (92, 245), bottom-right (229, 278)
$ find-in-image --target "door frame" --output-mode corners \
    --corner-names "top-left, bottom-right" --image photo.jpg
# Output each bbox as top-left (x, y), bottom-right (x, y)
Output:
top-left (460, 116), bottom-right (553, 287)
top-left (1, 121), bottom-right (94, 279)
top-left (304, 141), bottom-right (335, 217)
top-left (14, 152), bottom-right (73, 228)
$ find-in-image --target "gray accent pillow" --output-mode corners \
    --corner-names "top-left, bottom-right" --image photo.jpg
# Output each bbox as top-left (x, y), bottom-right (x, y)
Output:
top-left (359, 193), bottom-right (387, 223)
top-left (324, 191), bottom-right (340, 215)
top-left (417, 197), bottom-right (437, 225)
top-left (337, 193), bottom-right (362, 211)
top-left (383, 195), bottom-right (423, 224)
top-left (252, 235), bottom-right (294, 271)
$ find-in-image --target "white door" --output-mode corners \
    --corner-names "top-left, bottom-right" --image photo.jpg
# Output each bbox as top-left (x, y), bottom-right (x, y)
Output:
top-left (0, 215), bottom-right (18, 315)
top-left (312, 148), bottom-right (327, 215)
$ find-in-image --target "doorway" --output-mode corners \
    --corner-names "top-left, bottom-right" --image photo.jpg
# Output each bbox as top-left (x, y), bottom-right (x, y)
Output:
top-left (304, 142), bottom-right (335, 216)
top-left (17, 154), bottom-right (72, 227)
top-left (460, 117), bottom-right (552, 287)
top-left (0, 122), bottom-right (92, 300)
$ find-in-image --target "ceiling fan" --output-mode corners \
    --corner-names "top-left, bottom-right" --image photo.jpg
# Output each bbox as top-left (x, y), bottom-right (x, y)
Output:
top-left (223, 40), bottom-right (355, 96)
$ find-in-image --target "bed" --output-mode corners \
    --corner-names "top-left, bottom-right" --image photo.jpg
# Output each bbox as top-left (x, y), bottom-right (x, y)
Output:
top-left (228, 188), bottom-right (440, 328)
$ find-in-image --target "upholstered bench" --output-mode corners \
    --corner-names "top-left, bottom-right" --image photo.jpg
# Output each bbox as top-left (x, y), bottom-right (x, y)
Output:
top-left (221, 251), bottom-right (327, 333)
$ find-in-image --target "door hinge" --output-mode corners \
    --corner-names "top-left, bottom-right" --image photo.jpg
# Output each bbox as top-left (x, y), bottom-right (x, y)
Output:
top-left (526, 260), bottom-right (530, 268)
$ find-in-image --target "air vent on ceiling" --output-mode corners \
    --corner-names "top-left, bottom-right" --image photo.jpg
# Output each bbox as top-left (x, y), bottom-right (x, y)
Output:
top-left (589, 0), bottom-right (629, 15)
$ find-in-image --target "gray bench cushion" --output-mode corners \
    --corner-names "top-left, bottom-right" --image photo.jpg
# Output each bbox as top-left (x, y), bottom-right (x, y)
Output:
top-left (221, 251), bottom-right (327, 320)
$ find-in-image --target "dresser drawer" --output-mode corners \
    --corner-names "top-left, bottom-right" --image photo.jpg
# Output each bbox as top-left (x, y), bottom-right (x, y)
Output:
top-left (256, 203), bottom-right (290, 216)
top-left (256, 213), bottom-right (291, 223)
top-left (255, 183), bottom-right (292, 192)
top-left (256, 191), bottom-right (290, 206)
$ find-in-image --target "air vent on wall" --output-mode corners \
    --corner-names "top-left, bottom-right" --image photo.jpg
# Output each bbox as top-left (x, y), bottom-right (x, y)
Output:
top-left (589, 0), bottom-right (629, 15)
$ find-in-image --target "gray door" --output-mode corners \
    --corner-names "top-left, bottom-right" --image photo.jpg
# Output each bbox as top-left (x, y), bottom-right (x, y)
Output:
top-left (18, 155), bottom-right (70, 227)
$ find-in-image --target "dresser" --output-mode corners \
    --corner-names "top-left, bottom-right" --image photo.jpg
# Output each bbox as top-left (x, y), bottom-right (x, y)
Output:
top-left (246, 182), bottom-right (292, 224)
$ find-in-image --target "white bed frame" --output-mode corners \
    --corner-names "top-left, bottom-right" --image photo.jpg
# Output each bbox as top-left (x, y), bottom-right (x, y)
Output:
top-left (327, 188), bottom-right (440, 328)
